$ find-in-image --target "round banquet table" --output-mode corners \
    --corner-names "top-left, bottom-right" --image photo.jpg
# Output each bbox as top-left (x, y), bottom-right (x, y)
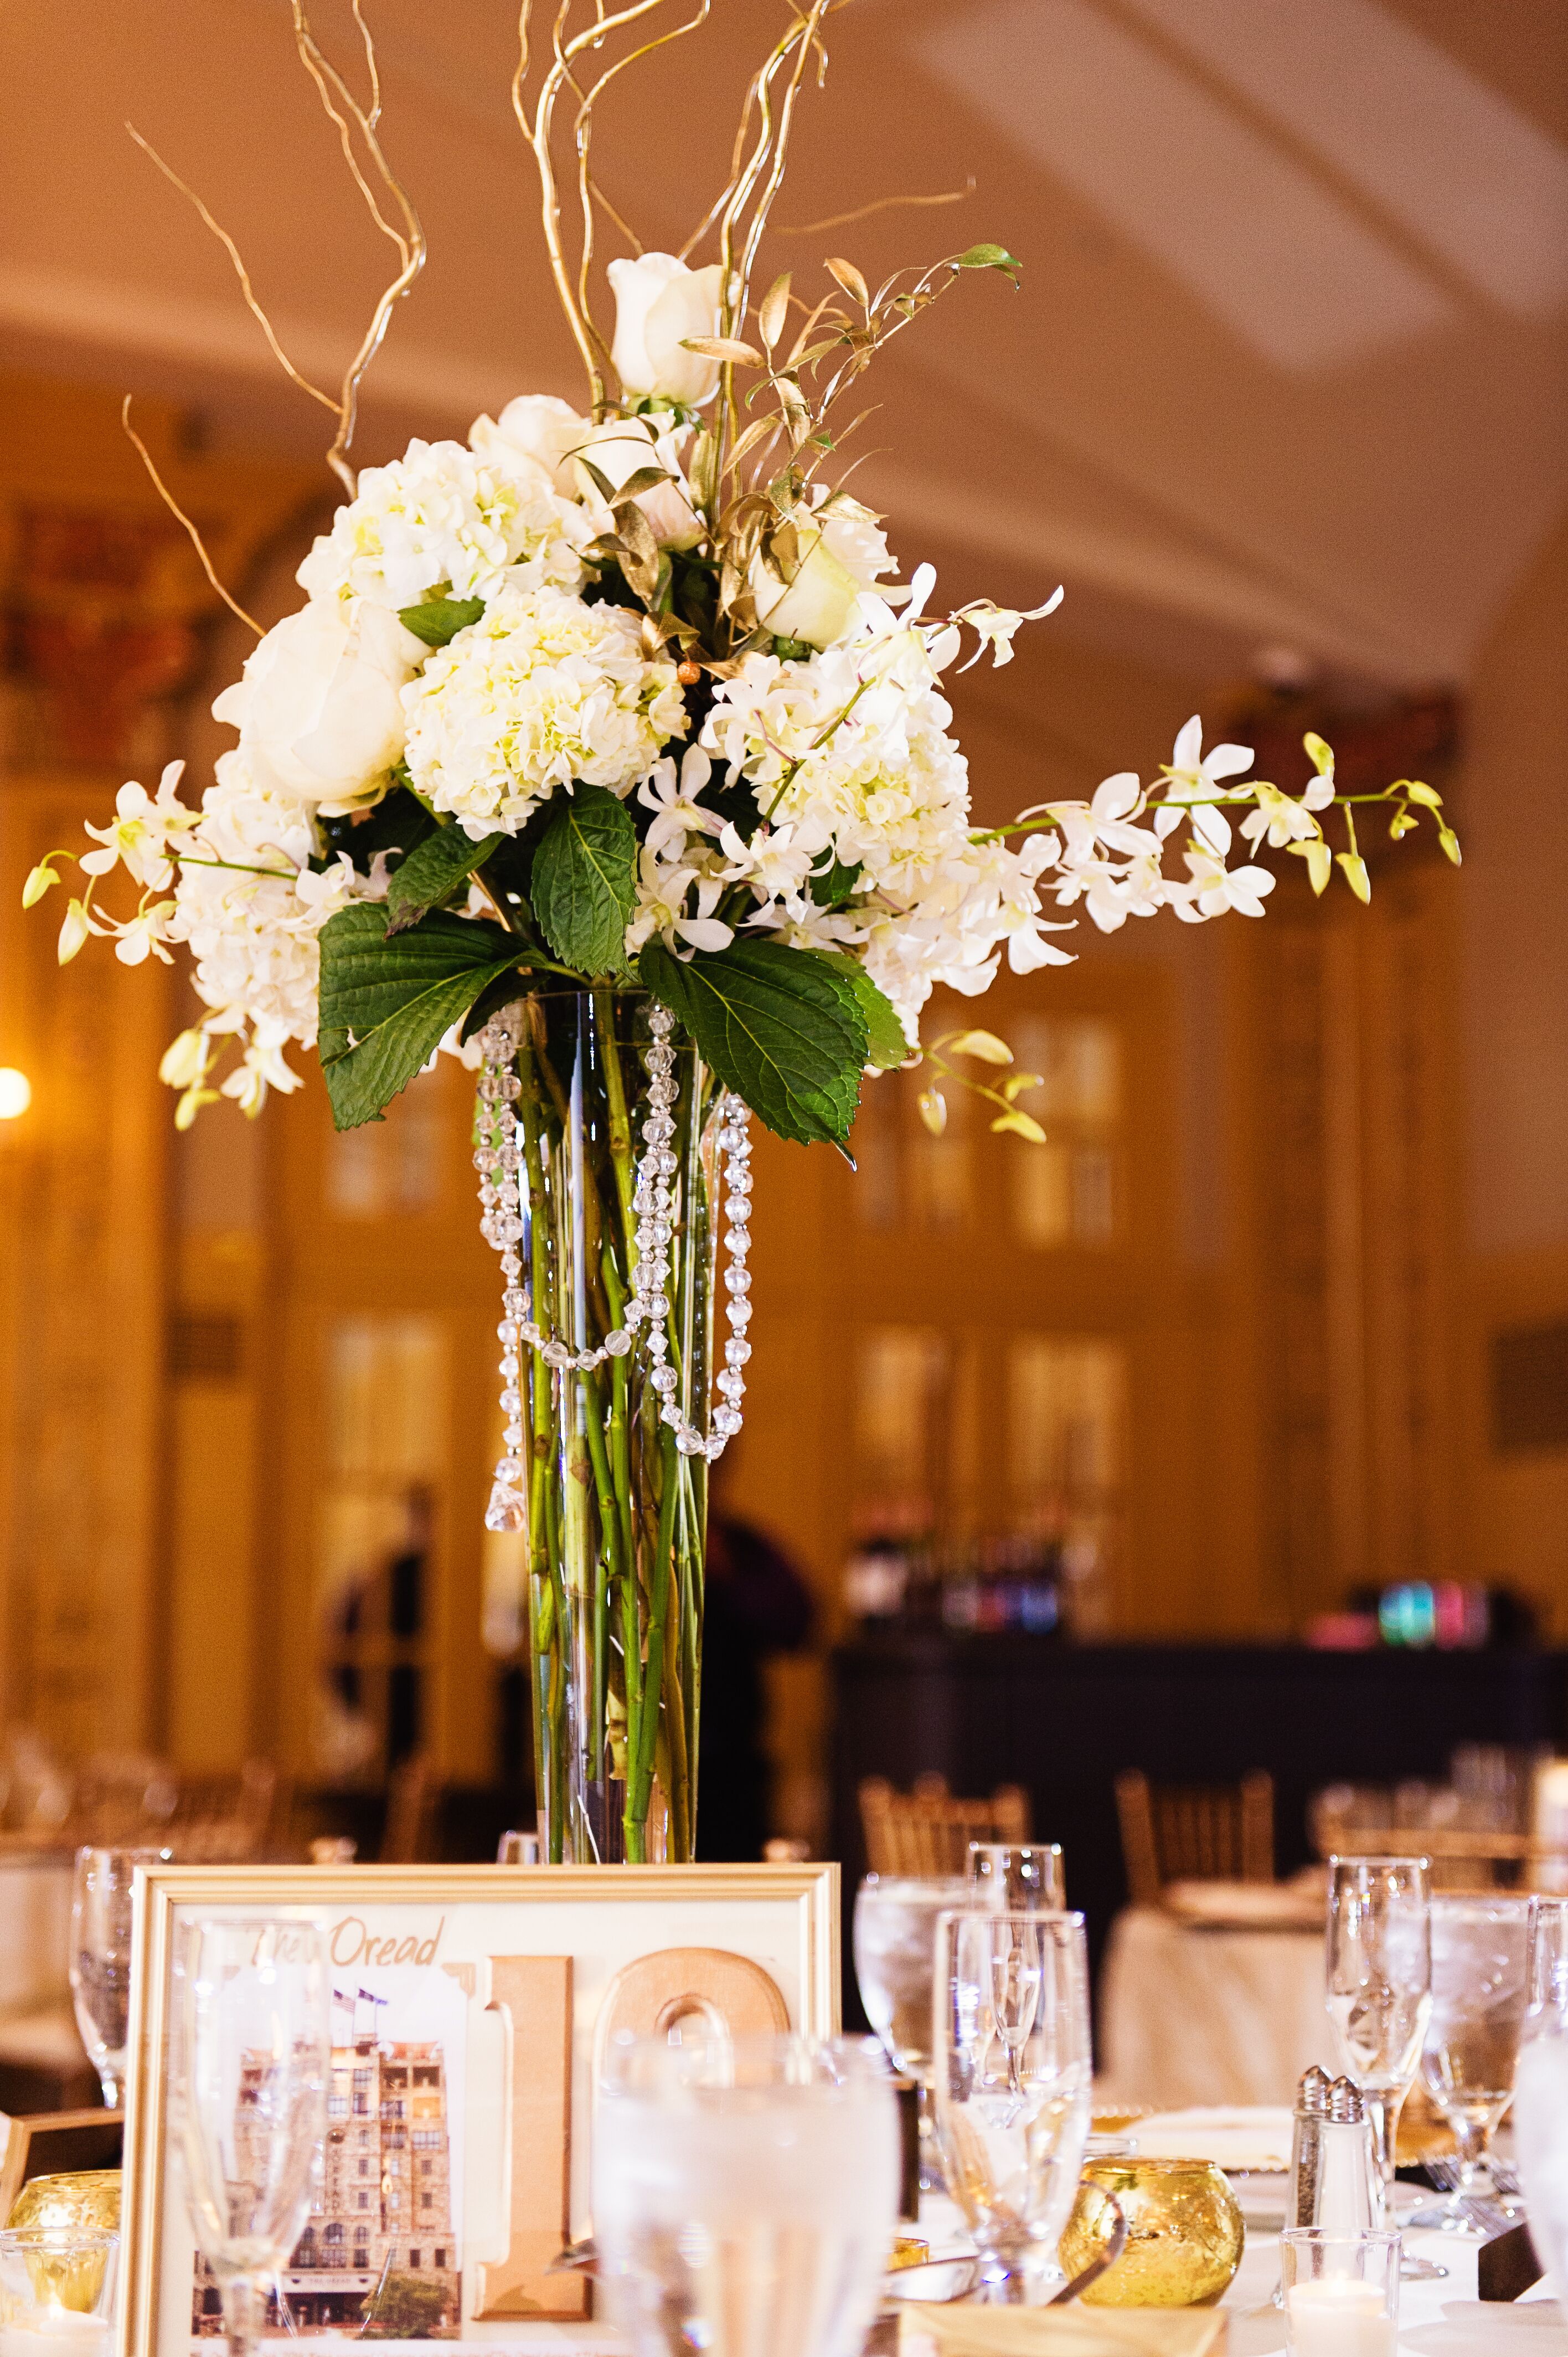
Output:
top-left (1097, 1906), bottom-right (1330, 2107)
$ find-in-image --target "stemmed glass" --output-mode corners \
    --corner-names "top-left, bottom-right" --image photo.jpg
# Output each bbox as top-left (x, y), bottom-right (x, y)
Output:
top-left (1325, 1856), bottom-right (1435, 2267)
top-left (1515, 1898), bottom-right (1568, 2283)
top-left (853, 1872), bottom-right (970, 2183)
top-left (1410, 1893), bottom-right (1533, 2229)
top-left (932, 1908), bottom-right (1093, 2302)
top-left (173, 1917), bottom-right (330, 2357)
top-left (70, 1846), bottom-right (169, 2109)
top-left (592, 2030), bottom-right (900, 2357)
top-left (967, 1844), bottom-right (1066, 1912)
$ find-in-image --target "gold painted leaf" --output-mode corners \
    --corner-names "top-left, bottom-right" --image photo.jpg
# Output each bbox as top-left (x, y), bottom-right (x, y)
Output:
top-left (826, 255), bottom-right (870, 308)
top-left (682, 336), bottom-right (765, 367)
top-left (759, 270), bottom-right (792, 351)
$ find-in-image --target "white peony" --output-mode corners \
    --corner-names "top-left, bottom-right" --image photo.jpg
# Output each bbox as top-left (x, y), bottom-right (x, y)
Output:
top-left (469, 395), bottom-right (591, 497)
top-left (296, 436), bottom-right (592, 611)
top-left (608, 253), bottom-right (725, 405)
top-left (213, 600), bottom-right (424, 807)
top-left (402, 583), bottom-right (689, 838)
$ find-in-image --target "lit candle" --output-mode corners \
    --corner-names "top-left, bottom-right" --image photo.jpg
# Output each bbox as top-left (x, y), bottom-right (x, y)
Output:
top-left (0, 2312), bottom-right (113, 2357)
top-left (1286, 2274), bottom-right (1395, 2357)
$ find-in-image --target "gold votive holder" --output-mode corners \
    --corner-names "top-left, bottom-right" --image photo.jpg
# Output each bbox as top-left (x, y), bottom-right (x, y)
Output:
top-left (6, 2176), bottom-right (121, 2238)
top-left (1059, 2155), bottom-right (1244, 2307)
top-left (888, 2234), bottom-right (930, 2272)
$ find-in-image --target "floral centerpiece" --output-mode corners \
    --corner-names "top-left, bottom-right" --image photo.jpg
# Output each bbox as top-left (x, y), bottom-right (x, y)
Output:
top-left (28, 0), bottom-right (1457, 1861)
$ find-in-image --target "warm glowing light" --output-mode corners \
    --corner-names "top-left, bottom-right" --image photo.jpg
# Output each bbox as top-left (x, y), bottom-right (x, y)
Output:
top-left (0, 1069), bottom-right (33, 1120)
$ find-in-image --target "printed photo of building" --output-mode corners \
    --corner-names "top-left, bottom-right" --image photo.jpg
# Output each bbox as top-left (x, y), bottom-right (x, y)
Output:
top-left (193, 2014), bottom-right (461, 2339)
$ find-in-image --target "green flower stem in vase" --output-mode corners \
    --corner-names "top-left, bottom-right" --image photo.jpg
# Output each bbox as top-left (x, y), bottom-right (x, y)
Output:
top-left (476, 988), bottom-right (745, 1864)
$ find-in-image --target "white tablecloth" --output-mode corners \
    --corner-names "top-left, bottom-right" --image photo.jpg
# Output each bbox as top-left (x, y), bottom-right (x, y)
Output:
top-left (1098, 1907), bottom-right (1330, 2108)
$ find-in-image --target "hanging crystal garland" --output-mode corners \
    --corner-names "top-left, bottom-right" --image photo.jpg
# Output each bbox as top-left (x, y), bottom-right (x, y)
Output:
top-left (474, 1003), bottom-right (752, 1535)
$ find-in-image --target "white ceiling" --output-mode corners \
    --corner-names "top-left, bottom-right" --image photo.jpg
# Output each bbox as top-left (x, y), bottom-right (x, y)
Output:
top-left (2, 0), bottom-right (1565, 688)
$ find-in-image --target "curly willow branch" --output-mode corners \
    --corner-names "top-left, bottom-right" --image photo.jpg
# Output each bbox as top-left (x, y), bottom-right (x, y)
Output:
top-left (127, 7), bottom-right (421, 501)
top-left (120, 399), bottom-right (264, 638)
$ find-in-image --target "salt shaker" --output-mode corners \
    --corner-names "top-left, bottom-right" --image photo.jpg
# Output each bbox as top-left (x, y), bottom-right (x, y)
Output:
top-left (1318, 2075), bottom-right (1378, 2232)
top-left (1289, 2065), bottom-right (1332, 2227)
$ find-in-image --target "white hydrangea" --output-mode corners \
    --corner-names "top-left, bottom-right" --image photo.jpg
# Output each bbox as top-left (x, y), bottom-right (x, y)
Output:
top-left (170, 750), bottom-right (359, 1078)
top-left (296, 437), bottom-right (593, 612)
top-left (403, 583), bottom-right (688, 838)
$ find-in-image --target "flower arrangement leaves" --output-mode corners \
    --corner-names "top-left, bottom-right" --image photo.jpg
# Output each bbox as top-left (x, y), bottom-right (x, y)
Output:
top-left (639, 935), bottom-right (866, 1148)
top-left (397, 596), bottom-right (486, 648)
top-left (383, 824), bottom-right (504, 934)
top-left (530, 783), bottom-right (639, 976)
top-left (317, 904), bottom-right (530, 1130)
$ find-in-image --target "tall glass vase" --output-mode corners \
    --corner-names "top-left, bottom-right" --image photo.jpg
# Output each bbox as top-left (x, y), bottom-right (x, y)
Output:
top-left (476, 989), bottom-right (737, 1864)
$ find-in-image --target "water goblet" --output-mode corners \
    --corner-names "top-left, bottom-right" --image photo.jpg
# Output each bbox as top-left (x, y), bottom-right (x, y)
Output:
top-left (1325, 1856), bottom-right (1432, 2216)
top-left (932, 1908), bottom-right (1093, 2302)
top-left (173, 1917), bottom-right (330, 2357)
top-left (592, 2030), bottom-right (900, 2357)
top-left (1515, 1899), bottom-right (1568, 2286)
top-left (69, 1846), bottom-right (169, 2110)
top-left (853, 1872), bottom-right (970, 2183)
top-left (967, 1843), bottom-right (1066, 1912)
top-left (1410, 1892), bottom-right (1533, 2229)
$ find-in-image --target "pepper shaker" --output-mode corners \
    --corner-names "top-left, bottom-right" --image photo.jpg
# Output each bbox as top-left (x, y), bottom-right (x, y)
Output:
top-left (1290, 2065), bottom-right (1332, 2228)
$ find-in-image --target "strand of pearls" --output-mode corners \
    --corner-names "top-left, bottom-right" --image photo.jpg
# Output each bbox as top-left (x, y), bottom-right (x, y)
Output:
top-left (476, 1003), bottom-right (751, 1535)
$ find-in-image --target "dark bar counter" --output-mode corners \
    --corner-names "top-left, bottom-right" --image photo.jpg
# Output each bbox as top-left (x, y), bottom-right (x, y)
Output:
top-left (831, 1634), bottom-right (1568, 2012)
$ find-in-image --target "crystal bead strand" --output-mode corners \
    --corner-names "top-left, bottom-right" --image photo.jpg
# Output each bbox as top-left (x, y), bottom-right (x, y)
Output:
top-left (477, 1003), bottom-right (751, 1532)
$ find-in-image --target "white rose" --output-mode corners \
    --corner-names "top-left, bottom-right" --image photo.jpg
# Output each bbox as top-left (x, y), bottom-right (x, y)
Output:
top-left (470, 394), bottom-right (590, 498)
top-left (750, 526), bottom-right (862, 650)
top-left (608, 253), bottom-right (725, 405)
top-left (574, 416), bottom-right (702, 550)
top-left (213, 601), bottom-right (424, 805)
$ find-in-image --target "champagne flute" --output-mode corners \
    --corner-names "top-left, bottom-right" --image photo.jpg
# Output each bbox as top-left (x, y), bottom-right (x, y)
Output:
top-left (173, 1918), bottom-right (329, 2357)
top-left (1515, 1898), bottom-right (1568, 2283)
top-left (1411, 1893), bottom-right (1532, 2228)
top-left (1325, 1856), bottom-right (1432, 2252)
top-left (69, 1846), bottom-right (169, 2109)
top-left (932, 1909), bottom-right (1092, 2302)
top-left (967, 1844), bottom-right (1066, 1912)
top-left (593, 2030), bottom-right (899, 2357)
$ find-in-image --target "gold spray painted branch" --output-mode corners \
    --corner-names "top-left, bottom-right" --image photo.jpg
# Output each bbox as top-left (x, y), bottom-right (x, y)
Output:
top-left (778, 181), bottom-right (974, 236)
top-left (120, 399), bottom-right (264, 639)
top-left (126, 4), bottom-right (422, 501)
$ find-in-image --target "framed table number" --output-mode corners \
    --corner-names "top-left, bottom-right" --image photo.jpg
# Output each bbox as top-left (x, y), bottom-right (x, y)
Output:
top-left (120, 1861), bottom-right (838, 2353)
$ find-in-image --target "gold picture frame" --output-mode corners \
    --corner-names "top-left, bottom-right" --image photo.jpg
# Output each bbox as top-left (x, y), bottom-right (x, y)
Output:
top-left (122, 1861), bottom-right (839, 2354)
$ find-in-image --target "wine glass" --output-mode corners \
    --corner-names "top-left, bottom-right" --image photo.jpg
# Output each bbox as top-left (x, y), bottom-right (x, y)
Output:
top-left (592, 2030), bottom-right (899, 2357)
top-left (1515, 1899), bottom-right (1568, 2284)
top-left (932, 1909), bottom-right (1092, 2301)
top-left (173, 1917), bottom-right (330, 2357)
top-left (1325, 1856), bottom-right (1432, 2220)
top-left (1410, 1893), bottom-right (1533, 2228)
top-left (967, 1844), bottom-right (1066, 1911)
top-left (853, 1872), bottom-right (970, 2183)
top-left (69, 1846), bottom-right (169, 2109)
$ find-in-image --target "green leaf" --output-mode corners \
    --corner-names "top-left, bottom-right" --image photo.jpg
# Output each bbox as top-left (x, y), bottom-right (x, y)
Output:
top-left (398, 596), bottom-right (485, 648)
top-left (808, 855), bottom-right (862, 909)
top-left (639, 936), bottom-right (866, 1147)
top-left (952, 241), bottom-right (1021, 277)
top-left (385, 825), bottom-right (504, 934)
top-left (799, 946), bottom-right (906, 1070)
top-left (531, 785), bottom-right (638, 975)
top-left (317, 904), bottom-right (527, 1130)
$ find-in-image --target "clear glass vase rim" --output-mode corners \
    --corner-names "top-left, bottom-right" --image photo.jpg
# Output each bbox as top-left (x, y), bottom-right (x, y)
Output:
top-left (936, 1905), bottom-right (1086, 1932)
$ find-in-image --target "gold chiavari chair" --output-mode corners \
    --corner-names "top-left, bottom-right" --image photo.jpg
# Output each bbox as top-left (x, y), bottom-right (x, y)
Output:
top-left (858, 1773), bottom-right (1031, 1877)
top-left (1115, 1768), bottom-right (1275, 1908)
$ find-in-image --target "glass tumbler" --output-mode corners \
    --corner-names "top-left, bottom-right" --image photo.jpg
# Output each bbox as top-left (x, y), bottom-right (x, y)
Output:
top-left (967, 1844), bottom-right (1066, 1911)
top-left (592, 2030), bottom-right (900, 2357)
top-left (1280, 2229), bottom-right (1400, 2357)
top-left (932, 1908), bottom-right (1093, 2301)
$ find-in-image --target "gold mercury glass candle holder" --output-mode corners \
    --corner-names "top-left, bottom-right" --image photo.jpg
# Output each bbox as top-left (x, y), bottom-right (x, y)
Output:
top-left (4, 2180), bottom-right (121, 2238)
top-left (1059, 2157), bottom-right (1244, 2306)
